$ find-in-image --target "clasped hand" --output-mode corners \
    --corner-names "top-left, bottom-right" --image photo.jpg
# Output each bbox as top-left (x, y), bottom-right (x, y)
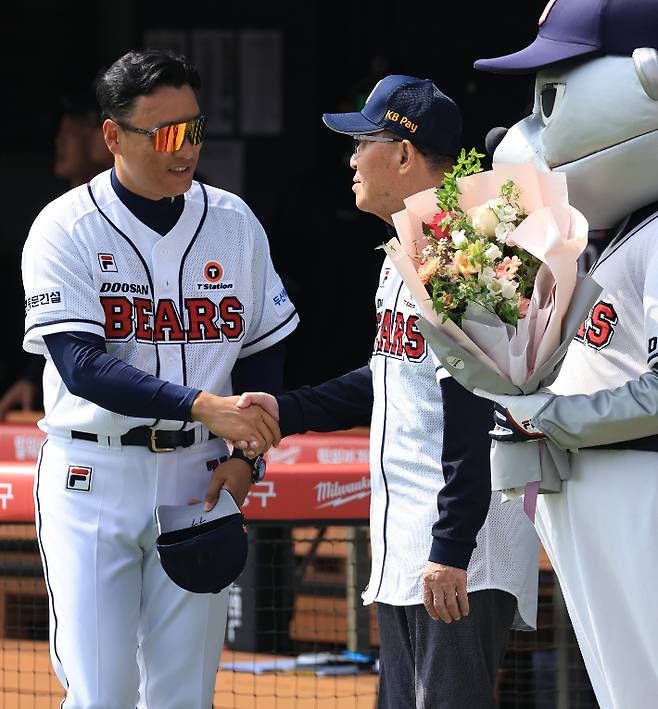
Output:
top-left (191, 391), bottom-right (280, 455)
top-left (199, 391), bottom-right (279, 511)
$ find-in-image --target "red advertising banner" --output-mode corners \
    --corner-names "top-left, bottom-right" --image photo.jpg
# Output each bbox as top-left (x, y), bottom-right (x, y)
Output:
top-left (0, 463), bottom-right (35, 522)
top-left (0, 427), bottom-right (371, 523)
top-left (0, 462), bottom-right (370, 523)
top-left (0, 425), bottom-right (46, 462)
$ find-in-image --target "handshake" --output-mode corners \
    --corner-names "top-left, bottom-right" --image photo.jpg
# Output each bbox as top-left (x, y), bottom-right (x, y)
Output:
top-left (191, 391), bottom-right (281, 511)
top-left (190, 390), bottom-right (281, 457)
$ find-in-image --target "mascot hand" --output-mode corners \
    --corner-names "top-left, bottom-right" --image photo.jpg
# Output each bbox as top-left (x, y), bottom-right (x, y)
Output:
top-left (473, 390), bottom-right (553, 443)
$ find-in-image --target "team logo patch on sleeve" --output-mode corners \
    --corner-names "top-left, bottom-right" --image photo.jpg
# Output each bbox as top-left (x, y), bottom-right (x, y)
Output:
top-left (66, 465), bottom-right (93, 492)
top-left (98, 253), bottom-right (118, 272)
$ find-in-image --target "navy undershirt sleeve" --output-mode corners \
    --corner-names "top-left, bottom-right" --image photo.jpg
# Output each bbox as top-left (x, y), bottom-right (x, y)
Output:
top-left (429, 376), bottom-right (494, 570)
top-left (44, 331), bottom-right (287, 422)
top-left (231, 341), bottom-right (286, 396)
top-left (44, 331), bottom-right (200, 420)
top-left (275, 366), bottom-right (373, 437)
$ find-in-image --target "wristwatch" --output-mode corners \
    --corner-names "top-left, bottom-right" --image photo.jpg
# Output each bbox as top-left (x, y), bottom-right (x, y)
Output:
top-left (231, 447), bottom-right (267, 483)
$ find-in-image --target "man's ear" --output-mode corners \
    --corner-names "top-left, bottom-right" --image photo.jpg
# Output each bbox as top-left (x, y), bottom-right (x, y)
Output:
top-left (399, 139), bottom-right (416, 173)
top-left (103, 118), bottom-right (122, 156)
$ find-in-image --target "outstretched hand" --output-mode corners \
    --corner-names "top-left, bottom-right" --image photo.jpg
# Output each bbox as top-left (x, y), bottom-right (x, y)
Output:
top-left (233, 392), bottom-right (280, 455)
top-left (191, 392), bottom-right (280, 455)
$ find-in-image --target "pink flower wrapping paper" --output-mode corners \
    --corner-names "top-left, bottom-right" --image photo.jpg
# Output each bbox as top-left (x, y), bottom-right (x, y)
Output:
top-left (383, 163), bottom-right (602, 498)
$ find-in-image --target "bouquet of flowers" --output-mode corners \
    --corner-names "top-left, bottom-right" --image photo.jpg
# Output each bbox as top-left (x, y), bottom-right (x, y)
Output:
top-left (415, 151), bottom-right (541, 331)
top-left (383, 150), bottom-right (602, 508)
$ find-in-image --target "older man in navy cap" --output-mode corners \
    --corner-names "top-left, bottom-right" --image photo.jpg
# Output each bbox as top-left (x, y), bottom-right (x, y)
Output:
top-left (213, 75), bottom-right (540, 709)
top-left (474, 1), bottom-right (658, 707)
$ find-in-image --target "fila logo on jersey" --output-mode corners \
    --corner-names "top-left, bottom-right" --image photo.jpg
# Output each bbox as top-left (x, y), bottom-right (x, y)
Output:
top-left (374, 309), bottom-right (426, 362)
top-left (66, 465), bottom-right (93, 492)
top-left (101, 295), bottom-right (245, 343)
top-left (574, 300), bottom-right (618, 350)
top-left (98, 253), bottom-right (118, 272)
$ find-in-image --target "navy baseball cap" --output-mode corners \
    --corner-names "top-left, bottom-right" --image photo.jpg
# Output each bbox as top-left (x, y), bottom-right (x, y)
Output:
top-left (155, 491), bottom-right (247, 594)
top-left (323, 74), bottom-right (462, 156)
top-left (475, 0), bottom-right (658, 74)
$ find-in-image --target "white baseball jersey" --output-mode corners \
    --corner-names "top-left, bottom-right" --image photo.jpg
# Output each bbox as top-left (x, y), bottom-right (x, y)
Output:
top-left (364, 258), bottom-right (539, 630)
top-left (22, 169), bottom-right (298, 708)
top-left (550, 222), bottom-right (658, 399)
top-left (23, 169), bottom-right (298, 437)
top-left (533, 211), bottom-right (658, 709)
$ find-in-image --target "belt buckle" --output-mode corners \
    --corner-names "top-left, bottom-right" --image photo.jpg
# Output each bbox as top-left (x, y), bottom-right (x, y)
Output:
top-left (149, 429), bottom-right (175, 453)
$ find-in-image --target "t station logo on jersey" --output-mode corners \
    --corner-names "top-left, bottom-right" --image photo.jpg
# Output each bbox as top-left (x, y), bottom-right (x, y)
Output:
top-left (574, 300), bottom-right (619, 351)
top-left (66, 465), bottom-right (93, 492)
top-left (197, 261), bottom-right (234, 291)
top-left (373, 308), bottom-right (427, 362)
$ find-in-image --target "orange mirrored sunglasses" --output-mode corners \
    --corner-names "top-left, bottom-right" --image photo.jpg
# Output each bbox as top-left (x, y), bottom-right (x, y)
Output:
top-left (118, 115), bottom-right (207, 152)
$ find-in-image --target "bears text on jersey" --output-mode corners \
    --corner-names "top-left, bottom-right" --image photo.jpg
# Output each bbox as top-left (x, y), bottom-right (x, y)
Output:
top-left (373, 308), bottom-right (426, 362)
top-left (101, 295), bottom-right (244, 343)
top-left (574, 300), bottom-right (618, 351)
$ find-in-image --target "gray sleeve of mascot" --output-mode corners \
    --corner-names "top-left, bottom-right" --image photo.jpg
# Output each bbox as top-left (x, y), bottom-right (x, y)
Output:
top-left (534, 370), bottom-right (658, 450)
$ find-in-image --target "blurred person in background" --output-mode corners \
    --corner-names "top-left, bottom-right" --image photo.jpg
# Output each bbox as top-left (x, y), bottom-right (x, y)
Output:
top-left (0, 86), bottom-right (113, 420)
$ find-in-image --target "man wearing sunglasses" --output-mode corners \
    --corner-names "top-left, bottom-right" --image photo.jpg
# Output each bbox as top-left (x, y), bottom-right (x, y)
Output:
top-left (211, 75), bottom-right (539, 708)
top-left (21, 49), bottom-right (298, 708)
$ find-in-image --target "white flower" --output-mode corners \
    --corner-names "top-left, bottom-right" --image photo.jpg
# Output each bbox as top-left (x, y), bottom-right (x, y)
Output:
top-left (501, 280), bottom-right (519, 299)
top-left (486, 197), bottom-right (505, 211)
top-left (484, 244), bottom-right (502, 261)
top-left (495, 221), bottom-right (514, 243)
top-left (478, 266), bottom-right (495, 285)
top-left (421, 245), bottom-right (433, 258)
top-left (497, 204), bottom-right (518, 222)
top-left (487, 278), bottom-right (502, 294)
top-left (467, 205), bottom-right (499, 238)
top-left (451, 229), bottom-right (467, 247)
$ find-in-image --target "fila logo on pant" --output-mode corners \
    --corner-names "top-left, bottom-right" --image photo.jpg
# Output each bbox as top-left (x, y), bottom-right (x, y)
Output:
top-left (67, 466), bottom-right (93, 492)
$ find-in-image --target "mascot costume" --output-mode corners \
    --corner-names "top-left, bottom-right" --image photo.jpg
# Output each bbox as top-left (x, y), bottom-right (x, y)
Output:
top-left (475, 0), bottom-right (658, 706)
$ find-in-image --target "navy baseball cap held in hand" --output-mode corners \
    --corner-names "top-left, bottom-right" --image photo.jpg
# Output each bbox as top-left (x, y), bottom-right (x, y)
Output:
top-left (323, 74), bottom-right (462, 156)
top-left (155, 490), bottom-right (247, 594)
top-left (475, 0), bottom-right (658, 74)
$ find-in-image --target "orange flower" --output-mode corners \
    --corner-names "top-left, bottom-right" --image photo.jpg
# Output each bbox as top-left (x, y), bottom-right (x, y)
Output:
top-left (454, 250), bottom-right (479, 275)
top-left (418, 257), bottom-right (442, 284)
